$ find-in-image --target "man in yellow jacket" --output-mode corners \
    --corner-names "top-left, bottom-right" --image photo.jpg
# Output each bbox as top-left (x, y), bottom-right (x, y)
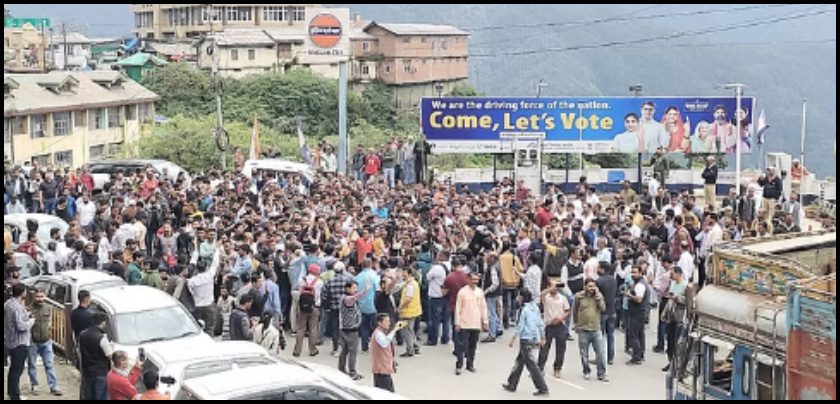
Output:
top-left (398, 267), bottom-right (423, 358)
top-left (499, 243), bottom-right (523, 329)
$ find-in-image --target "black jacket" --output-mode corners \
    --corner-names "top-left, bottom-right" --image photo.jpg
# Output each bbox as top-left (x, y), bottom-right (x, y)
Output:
top-left (702, 165), bottom-right (718, 185)
top-left (79, 325), bottom-right (110, 377)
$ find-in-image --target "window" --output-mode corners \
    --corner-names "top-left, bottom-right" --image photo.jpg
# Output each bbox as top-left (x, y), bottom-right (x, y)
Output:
top-left (291, 6), bottom-right (305, 22)
top-left (125, 105), bottom-right (136, 121)
top-left (48, 282), bottom-right (69, 305)
top-left (89, 145), bottom-right (105, 159)
top-left (402, 37), bottom-right (411, 43)
top-left (248, 49), bottom-right (256, 61)
top-left (92, 109), bottom-right (107, 130)
top-left (231, 49), bottom-right (239, 61)
top-left (403, 62), bottom-right (412, 73)
top-left (74, 110), bottom-right (86, 127)
top-left (421, 37), bottom-right (428, 43)
top-left (225, 6), bottom-right (252, 22)
top-left (756, 362), bottom-right (785, 400)
top-left (706, 344), bottom-right (734, 393)
top-left (263, 6), bottom-right (287, 21)
top-left (442, 40), bottom-right (449, 50)
top-left (107, 107), bottom-right (121, 128)
top-left (138, 103), bottom-right (152, 122)
top-left (203, 6), bottom-right (223, 23)
top-left (54, 150), bottom-right (73, 168)
top-left (385, 64), bottom-right (390, 73)
top-left (362, 41), bottom-right (370, 51)
top-left (30, 114), bottom-right (48, 138)
top-left (12, 116), bottom-right (27, 135)
top-left (109, 142), bottom-right (123, 155)
top-left (361, 64), bottom-right (370, 76)
top-left (31, 154), bottom-right (51, 167)
top-left (53, 112), bottom-right (71, 136)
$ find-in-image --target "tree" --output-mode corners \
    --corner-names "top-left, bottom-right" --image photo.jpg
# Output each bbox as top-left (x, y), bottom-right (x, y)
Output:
top-left (140, 64), bottom-right (214, 117)
top-left (448, 82), bottom-right (481, 97)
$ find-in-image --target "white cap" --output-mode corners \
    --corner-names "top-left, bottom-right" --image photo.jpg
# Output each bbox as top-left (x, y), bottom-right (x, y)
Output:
top-left (334, 262), bottom-right (346, 271)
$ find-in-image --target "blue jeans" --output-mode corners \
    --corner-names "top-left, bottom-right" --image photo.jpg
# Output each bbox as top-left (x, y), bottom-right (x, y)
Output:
top-left (566, 293), bottom-right (576, 335)
top-left (43, 197), bottom-right (57, 215)
top-left (577, 330), bottom-right (607, 378)
top-left (427, 297), bottom-right (451, 345)
top-left (82, 374), bottom-right (108, 400)
top-left (600, 314), bottom-right (616, 363)
top-left (485, 296), bottom-right (501, 337)
top-left (502, 288), bottom-right (518, 327)
top-left (360, 313), bottom-right (377, 351)
top-left (27, 341), bottom-right (59, 391)
top-left (383, 167), bottom-right (395, 188)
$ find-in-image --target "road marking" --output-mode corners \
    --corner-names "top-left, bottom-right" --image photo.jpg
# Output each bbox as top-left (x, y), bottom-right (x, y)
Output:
top-left (550, 377), bottom-right (585, 391)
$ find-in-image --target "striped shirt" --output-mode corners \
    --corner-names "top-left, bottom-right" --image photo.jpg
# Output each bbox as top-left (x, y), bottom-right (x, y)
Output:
top-left (4, 298), bottom-right (34, 349)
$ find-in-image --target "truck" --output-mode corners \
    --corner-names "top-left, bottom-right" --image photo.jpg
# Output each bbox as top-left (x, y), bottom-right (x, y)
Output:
top-left (669, 231), bottom-right (836, 400)
top-left (786, 273), bottom-right (835, 400)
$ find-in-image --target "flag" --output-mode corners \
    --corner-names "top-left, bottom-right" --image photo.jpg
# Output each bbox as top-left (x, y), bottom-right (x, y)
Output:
top-left (249, 113), bottom-right (260, 160)
top-left (757, 109), bottom-right (768, 145)
top-left (297, 116), bottom-right (312, 165)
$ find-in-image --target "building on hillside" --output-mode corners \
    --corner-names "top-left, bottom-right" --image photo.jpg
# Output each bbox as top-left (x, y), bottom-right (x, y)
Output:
top-left (131, 4), bottom-right (319, 40)
top-left (4, 71), bottom-right (159, 168)
top-left (4, 22), bottom-right (48, 72)
top-left (346, 20), bottom-right (470, 109)
top-left (49, 31), bottom-right (93, 70)
top-left (146, 41), bottom-right (197, 62)
top-left (113, 53), bottom-right (169, 82)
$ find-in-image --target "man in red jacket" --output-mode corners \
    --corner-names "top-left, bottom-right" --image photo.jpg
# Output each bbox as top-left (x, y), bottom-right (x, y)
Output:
top-left (107, 351), bottom-right (143, 401)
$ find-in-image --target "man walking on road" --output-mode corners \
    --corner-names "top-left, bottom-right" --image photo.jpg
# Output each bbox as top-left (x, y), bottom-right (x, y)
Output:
top-left (454, 272), bottom-right (488, 375)
top-left (503, 289), bottom-right (550, 396)
top-left (5, 283), bottom-right (34, 401)
top-left (27, 288), bottom-right (63, 396)
top-left (538, 280), bottom-right (570, 378)
top-left (574, 279), bottom-right (608, 382)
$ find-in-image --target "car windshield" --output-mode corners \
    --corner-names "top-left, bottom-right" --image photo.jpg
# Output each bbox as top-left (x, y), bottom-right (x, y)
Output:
top-left (183, 356), bottom-right (276, 381)
top-left (113, 306), bottom-right (200, 345)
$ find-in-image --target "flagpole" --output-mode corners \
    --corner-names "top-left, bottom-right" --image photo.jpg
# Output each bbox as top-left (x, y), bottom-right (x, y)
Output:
top-left (726, 83), bottom-right (746, 196)
top-left (800, 98), bottom-right (807, 167)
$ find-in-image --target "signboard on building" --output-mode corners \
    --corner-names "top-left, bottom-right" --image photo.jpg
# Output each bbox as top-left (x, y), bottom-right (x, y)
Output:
top-left (303, 8), bottom-right (349, 61)
top-left (4, 17), bottom-right (50, 29)
top-left (421, 96), bottom-right (756, 154)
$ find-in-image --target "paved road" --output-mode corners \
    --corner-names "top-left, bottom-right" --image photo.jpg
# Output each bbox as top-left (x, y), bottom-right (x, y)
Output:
top-left (300, 325), bottom-right (666, 400)
top-left (6, 325), bottom-right (665, 401)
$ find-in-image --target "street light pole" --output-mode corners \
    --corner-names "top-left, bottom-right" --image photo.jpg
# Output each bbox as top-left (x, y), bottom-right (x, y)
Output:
top-left (800, 97), bottom-right (807, 167)
top-left (725, 83), bottom-right (746, 196)
top-left (630, 84), bottom-right (643, 193)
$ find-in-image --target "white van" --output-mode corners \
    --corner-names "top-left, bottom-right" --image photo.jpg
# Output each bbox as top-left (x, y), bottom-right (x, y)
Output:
top-left (87, 159), bottom-right (189, 191)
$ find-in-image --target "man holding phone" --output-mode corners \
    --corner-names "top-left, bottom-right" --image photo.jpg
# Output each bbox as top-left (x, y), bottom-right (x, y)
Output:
top-left (106, 351), bottom-right (143, 401)
top-left (371, 313), bottom-right (404, 393)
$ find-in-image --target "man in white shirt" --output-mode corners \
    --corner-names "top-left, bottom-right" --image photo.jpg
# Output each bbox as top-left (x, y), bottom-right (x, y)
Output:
top-left (188, 248), bottom-right (220, 334)
top-left (77, 194), bottom-right (97, 230)
top-left (697, 214), bottom-right (723, 286)
top-left (677, 241), bottom-right (695, 284)
top-left (426, 257), bottom-right (449, 346)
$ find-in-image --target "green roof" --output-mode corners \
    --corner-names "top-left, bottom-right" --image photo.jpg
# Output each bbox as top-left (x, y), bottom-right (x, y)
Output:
top-left (114, 53), bottom-right (168, 67)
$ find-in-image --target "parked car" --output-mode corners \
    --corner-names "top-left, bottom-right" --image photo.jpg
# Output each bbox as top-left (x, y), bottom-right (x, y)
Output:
top-left (87, 159), bottom-right (189, 191)
top-left (4, 213), bottom-right (70, 250)
top-left (89, 286), bottom-right (213, 361)
top-left (139, 341), bottom-right (277, 398)
top-left (23, 270), bottom-right (126, 309)
top-left (175, 361), bottom-right (408, 400)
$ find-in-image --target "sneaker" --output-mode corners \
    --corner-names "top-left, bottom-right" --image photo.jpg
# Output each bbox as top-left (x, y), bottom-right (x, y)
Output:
top-left (414, 347), bottom-right (421, 355)
top-left (652, 346), bottom-right (665, 354)
top-left (51, 389), bottom-right (63, 397)
top-left (350, 373), bottom-right (364, 381)
top-left (292, 352), bottom-right (301, 358)
top-left (608, 360), bottom-right (614, 366)
top-left (566, 335), bottom-right (574, 342)
top-left (424, 342), bottom-right (438, 347)
top-left (502, 383), bottom-right (516, 393)
top-left (466, 367), bottom-right (476, 373)
top-left (626, 360), bottom-right (643, 366)
top-left (534, 390), bottom-right (550, 397)
top-left (662, 364), bottom-right (671, 372)
top-left (30, 386), bottom-right (39, 396)
top-left (399, 352), bottom-right (414, 358)
top-left (599, 375), bottom-right (610, 383)
top-left (331, 351), bottom-right (339, 358)
top-left (495, 331), bottom-right (504, 338)
top-left (583, 373), bottom-right (591, 381)
top-left (481, 336), bottom-right (496, 343)
top-left (455, 368), bottom-right (462, 376)
top-left (553, 369), bottom-right (561, 379)
top-left (309, 350), bottom-right (320, 357)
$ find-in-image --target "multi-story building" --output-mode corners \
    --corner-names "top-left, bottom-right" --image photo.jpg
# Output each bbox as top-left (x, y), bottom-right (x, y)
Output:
top-left (4, 22), bottom-right (48, 72)
top-left (49, 31), bottom-right (93, 70)
top-left (131, 4), bottom-right (318, 40)
top-left (4, 71), bottom-right (159, 168)
top-left (352, 21), bottom-right (470, 108)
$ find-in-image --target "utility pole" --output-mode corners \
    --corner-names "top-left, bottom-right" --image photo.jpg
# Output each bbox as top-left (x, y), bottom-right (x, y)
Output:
top-left (207, 5), bottom-right (226, 169)
top-left (40, 19), bottom-right (48, 72)
top-left (61, 21), bottom-right (68, 70)
top-left (630, 84), bottom-right (643, 194)
top-left (800, 97), bottom-right (807, 167)
top-left (338, 61), bottom-right (348, 175)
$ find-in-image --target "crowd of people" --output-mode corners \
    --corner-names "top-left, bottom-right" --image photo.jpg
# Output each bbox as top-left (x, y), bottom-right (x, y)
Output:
top-left (4, 147), bottom-right (834, 399)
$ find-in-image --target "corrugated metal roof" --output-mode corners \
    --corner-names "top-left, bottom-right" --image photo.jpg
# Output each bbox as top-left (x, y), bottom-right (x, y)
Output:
top-left (49, 31), bottom-right (92, 44)
top-left (366, 22), bottom-right (468, 36)
top-left (114, 53), bottom-right (168, 67)
top-left (4, 71), bottom-right (159, 115)
top-left (262, 27), bottom-right (306, 43)
top-left (149, 42), bottom-right (196, 57)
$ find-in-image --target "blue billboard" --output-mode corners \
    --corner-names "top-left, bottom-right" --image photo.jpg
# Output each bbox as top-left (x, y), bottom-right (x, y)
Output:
top-left (421, 97), bottom-right (755, 154)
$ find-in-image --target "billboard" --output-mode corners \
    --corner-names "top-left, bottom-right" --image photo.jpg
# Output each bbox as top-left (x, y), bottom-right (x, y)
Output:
top-left (421, 97), bottom-right (755, 154)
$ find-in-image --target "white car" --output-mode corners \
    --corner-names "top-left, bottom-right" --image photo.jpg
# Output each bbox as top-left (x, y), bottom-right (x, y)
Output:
top-left (13, 252), bottom-right (43, 281)
top-left (87, 159), bottom-right (189, 191)
top-left (89, 286), bottom-right (213, 361)
top-left (175, 362), bottom-right (409, 400)
top-left (241, 159), bottom-right (315, 182)
top-left (23, 270), bottom-right (126, 309)
top-left (139, 340), bottom-right (277, 398)
top-left (4, 213), bottom-right (70, 249)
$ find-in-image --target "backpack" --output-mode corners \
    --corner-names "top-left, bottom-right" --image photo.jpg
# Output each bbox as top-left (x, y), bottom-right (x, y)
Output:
top-left (299, 278), bottom-right (318, 314)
